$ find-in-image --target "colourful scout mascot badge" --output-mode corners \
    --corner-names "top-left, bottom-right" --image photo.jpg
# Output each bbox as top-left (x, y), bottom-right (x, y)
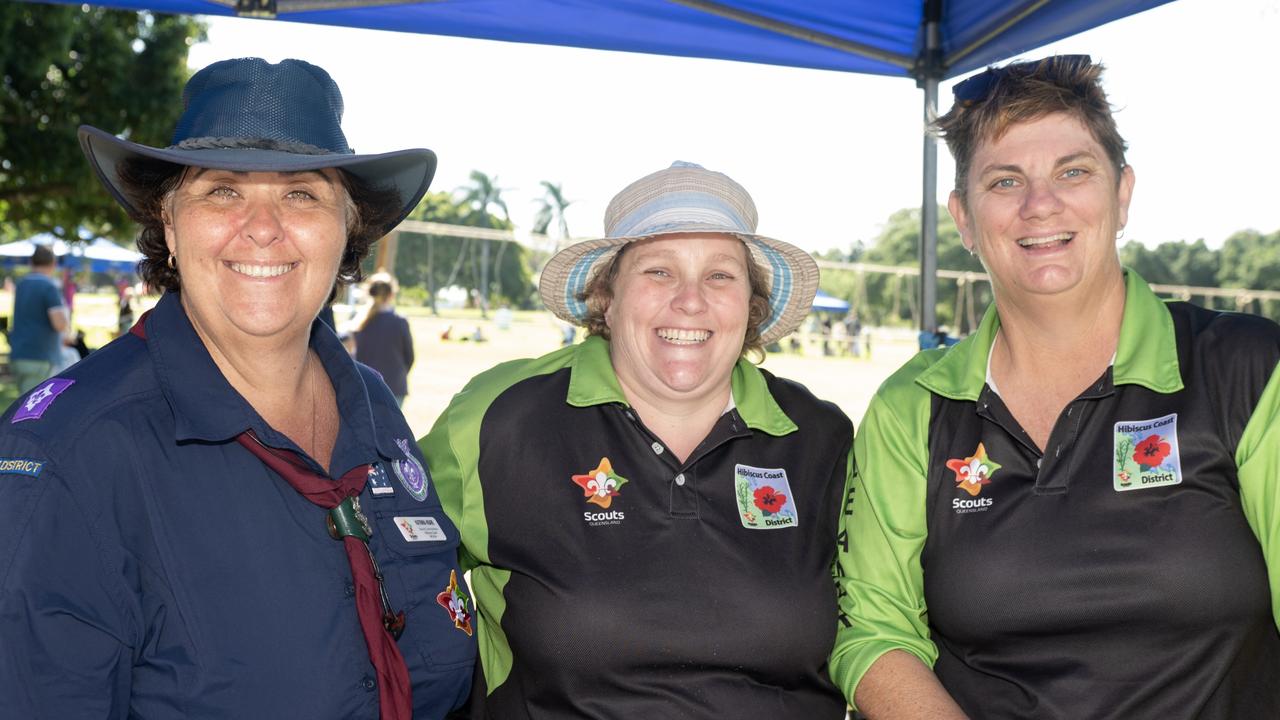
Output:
top-left (436, 569), bottom-right (474, 636)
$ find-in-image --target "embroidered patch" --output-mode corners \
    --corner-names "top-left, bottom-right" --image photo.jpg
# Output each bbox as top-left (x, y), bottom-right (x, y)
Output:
top-left (12, 378), bottom-right (74, 423)
top-left (394, 516), bottom-right (447, 542)
top-left (946, 443), bottom-right (1001, 513)
top-left (1113, 413), bottom-right (1182, 491)
top-left (734, 464), bottom-right (799, 529)
top-left (392, 438), bottom-right (430, 501)
top-left (367, 463), bottom-right (395, 496)
top-left (0, 458), bottom-right (45, 477)
top-left (572, 457), bottom-right (628, 509)
top-left (436, 569), bottom-right (474, 636)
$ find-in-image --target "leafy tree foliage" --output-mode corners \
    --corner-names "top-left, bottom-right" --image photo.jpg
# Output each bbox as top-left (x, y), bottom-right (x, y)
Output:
top-left (0, 4), bottom-right (204, 241)
top-left (818, 206), bottom-right (989, 331)
top-left (819, 206), bottom-right (1280, 329)
top-left (386, 191), bottom-right (536, 310)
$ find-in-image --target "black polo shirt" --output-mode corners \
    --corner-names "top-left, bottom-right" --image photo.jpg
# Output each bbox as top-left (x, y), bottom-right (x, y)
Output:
top-left (832, 271), bottom-right (1280, 718)
top-left (421, 336), bottom-right (852, 719)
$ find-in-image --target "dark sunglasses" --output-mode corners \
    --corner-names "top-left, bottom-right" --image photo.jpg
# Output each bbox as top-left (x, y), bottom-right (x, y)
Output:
top-left (952, 54), bottom-right (1093, 106)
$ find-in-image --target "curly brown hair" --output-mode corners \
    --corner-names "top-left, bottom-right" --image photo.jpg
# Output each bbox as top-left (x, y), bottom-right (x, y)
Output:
top-left (577, 238), bottom-right (773, 359)
top-left (933, 57), bottom-right (1128, 207)
top-left (114, 157), bottom-right (402, 297)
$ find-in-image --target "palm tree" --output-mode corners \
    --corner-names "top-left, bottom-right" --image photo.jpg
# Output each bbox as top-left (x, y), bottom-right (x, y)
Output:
top-left (456, 170), bottom-right (510, 228)
top-left (532, 180), bottom-right (572, 244)
top-left (455, 170), bottom-right (510, 317)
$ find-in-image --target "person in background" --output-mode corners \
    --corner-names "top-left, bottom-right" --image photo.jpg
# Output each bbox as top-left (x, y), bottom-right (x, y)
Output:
top-left (8, 244), bottom-right (69, 392)
top-left (0, 57), bottom-right (474, 719)
top-left (422, 161), bottom-right (852, 719)
top-left (356, 274), bottom-right (415, 406)
top-left (832, 55), bottom-right (1280, 719)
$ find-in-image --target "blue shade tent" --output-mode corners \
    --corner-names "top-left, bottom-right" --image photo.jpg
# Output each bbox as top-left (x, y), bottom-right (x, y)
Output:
top-left (30, 0), bottom-right (1176, 327)
top-left (812, 290), bottom-right (851, 314)
top-left (0, 235), bottom-right (143, 274)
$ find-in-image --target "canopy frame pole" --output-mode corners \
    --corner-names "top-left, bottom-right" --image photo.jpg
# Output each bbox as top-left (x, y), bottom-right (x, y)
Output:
top-left (946, 0), bottom-right (1053, 68)
top-left (665, 0), bottom-right (914, 69)
top-left (917, 0), bottom-right (944, 334)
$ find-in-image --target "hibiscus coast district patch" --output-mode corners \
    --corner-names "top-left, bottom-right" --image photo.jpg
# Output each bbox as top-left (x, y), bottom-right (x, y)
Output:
top-left (1113, 413), bottom-right (1182, 491)
top-left (735, 464), bottom-right (798, 529)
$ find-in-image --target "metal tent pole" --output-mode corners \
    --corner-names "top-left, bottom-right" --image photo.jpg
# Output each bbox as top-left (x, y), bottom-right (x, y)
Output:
top-left (918, 0), bottom-right (943, 335)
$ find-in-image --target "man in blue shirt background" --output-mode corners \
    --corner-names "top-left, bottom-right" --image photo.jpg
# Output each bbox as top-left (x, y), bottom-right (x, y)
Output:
top-left (9, 244), bottom-right (68, 392)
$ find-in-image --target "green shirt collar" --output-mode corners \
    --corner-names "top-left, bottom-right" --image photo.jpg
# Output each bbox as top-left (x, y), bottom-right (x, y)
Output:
top-left (917, 269), bottom-right (1183, 400)
top-left (566, 335), bottom-right (797, 436)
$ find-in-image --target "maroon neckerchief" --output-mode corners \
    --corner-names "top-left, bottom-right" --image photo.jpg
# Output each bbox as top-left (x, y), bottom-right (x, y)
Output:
top-left (131, 314), bottom-right (413, 720)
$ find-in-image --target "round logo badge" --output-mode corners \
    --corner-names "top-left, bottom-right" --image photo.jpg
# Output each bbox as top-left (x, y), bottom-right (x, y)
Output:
top-left (393, 438), bottom-right (430, 501)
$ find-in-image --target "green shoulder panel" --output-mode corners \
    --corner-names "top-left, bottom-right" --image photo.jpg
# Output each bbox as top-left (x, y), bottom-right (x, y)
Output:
top-left (831, 348), bottom-right (945, 709)
top-left (1236, 362), bottom-right (1280, 630)
top-left (418, 341), bottom-right (582, 694)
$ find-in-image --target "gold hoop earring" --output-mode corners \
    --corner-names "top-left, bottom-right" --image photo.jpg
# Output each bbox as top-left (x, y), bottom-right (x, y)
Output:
top-left (167, 254), bottom-right (176, 270)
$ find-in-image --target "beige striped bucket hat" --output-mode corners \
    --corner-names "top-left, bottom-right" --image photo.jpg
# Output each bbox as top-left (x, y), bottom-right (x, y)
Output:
top-left (538, 161), bottom-right (818, 345)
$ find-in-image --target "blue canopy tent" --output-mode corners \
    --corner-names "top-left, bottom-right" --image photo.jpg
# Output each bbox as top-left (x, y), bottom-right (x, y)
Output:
top-left (812, 290), bottom-right (851, 314)
top-left (29, 0), bottom-right (1176, 329)
top-left (0, 234), bottom-right (143, 274)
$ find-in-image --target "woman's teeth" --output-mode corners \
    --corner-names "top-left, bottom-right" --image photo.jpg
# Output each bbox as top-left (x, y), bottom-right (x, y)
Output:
top-left (229, 262), bottom-right (295, 278)
top-left (1017, 232), bottom-right (1073, 248)
top-left (657, 328), bottom-right (711, 344)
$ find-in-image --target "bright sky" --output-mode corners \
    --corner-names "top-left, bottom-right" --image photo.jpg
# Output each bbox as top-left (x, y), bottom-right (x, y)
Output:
top-left (187, 0), bottom-right (1280, 255)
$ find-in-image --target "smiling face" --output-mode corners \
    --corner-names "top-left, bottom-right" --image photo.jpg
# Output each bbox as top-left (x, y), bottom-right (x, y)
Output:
top-left (164, 168), bottom-right (349, 349)
top-left (604, 233), bottom-right (752, 406)
top-left (948, 112), bottom-right (1135, 303)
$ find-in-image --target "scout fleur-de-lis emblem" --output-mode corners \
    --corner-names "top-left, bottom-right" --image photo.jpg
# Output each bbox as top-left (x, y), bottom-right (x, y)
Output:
top-left (571, 457), bottom-right (629, 509)
top-left (945, 443), bottom-right (1002, 497)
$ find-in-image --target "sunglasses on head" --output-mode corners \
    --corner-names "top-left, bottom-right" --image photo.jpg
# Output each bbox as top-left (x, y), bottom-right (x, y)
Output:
top-left (952, 54), bottom-right (1093, 106)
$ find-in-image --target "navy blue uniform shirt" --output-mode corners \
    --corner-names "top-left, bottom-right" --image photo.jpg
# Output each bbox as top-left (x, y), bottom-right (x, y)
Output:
top-left (0, 292), bottom-right (475, 719)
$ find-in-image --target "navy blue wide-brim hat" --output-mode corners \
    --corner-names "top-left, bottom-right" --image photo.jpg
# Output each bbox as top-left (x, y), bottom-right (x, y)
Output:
top-left (79, 57), bottom-right (435, 229)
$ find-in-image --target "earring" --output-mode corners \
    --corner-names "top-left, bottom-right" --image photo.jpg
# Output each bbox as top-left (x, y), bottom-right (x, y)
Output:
top-left (167, 254), bottom-right (176, 270)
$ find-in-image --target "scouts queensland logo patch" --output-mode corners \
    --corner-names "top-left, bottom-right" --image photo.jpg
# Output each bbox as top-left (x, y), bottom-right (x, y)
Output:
top-left (573, 457), bottom-right (628, 526)
top-left (392, 438), bottom-right (430, 501)
top-left (735, 464), bottom-right (798, 529)
top-left (1113, 413), bottom-right (1182, 491)
top-left (946, 443), bottom-right (1001, 513)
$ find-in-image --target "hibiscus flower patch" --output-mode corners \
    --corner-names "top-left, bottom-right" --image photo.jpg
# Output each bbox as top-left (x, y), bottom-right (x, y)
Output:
top-left (1113, 413), bottom-right (1182, 491)
top-left (734, 464), bottom-right (798, 530)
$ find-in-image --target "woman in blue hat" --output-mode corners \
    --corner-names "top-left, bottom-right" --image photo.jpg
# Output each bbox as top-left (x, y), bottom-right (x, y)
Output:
top-left (420, 162), bottom-right (854, 718)
top-left (0, 58), bottom-right (474, 720)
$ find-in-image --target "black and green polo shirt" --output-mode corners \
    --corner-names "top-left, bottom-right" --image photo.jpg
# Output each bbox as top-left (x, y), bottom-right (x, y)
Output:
top-left (831, 270), bottom-right (1280, 718)
top-left (421, 335), bottom-right (852, 719)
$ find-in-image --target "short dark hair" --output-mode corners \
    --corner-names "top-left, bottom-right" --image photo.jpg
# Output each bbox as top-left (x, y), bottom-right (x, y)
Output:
top-left (114, 157), bottom-right (403, 296)
top-left (934, 56), bottom-right (1128, 206)
top-left (31, 245), bottom-right (56, 267)
top-left (577, 239), bottom-right (772, 359)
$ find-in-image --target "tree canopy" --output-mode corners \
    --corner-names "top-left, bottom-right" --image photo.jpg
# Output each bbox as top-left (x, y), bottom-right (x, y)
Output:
top-left (0, 4), bottom-right (203, 241)
top-left (386, 189), bottom-right (537, 310)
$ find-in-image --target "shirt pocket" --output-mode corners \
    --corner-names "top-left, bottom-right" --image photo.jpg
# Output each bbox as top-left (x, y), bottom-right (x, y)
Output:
top-left (371, 509), bottom-right (475, 671)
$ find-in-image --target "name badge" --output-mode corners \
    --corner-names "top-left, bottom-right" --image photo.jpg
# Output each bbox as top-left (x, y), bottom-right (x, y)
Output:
top-left (394, 516), bottom-right (447, 542)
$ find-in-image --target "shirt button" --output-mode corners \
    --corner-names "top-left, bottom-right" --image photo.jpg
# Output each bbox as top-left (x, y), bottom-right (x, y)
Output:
top-left (361, 676), bottom-right (376, 691)
top-left (675, 473), bottom-right (686, 486)
top-left (1036, 458), bottom-right (1042, 469)
top-left (344, 582), bottom-right (355, 598)
top-left (651, 442), bottom-right (664, 455)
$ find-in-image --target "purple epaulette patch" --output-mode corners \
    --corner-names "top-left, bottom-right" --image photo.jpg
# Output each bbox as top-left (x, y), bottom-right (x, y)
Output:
top-left (12, 378), bottom-right (75, 423)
